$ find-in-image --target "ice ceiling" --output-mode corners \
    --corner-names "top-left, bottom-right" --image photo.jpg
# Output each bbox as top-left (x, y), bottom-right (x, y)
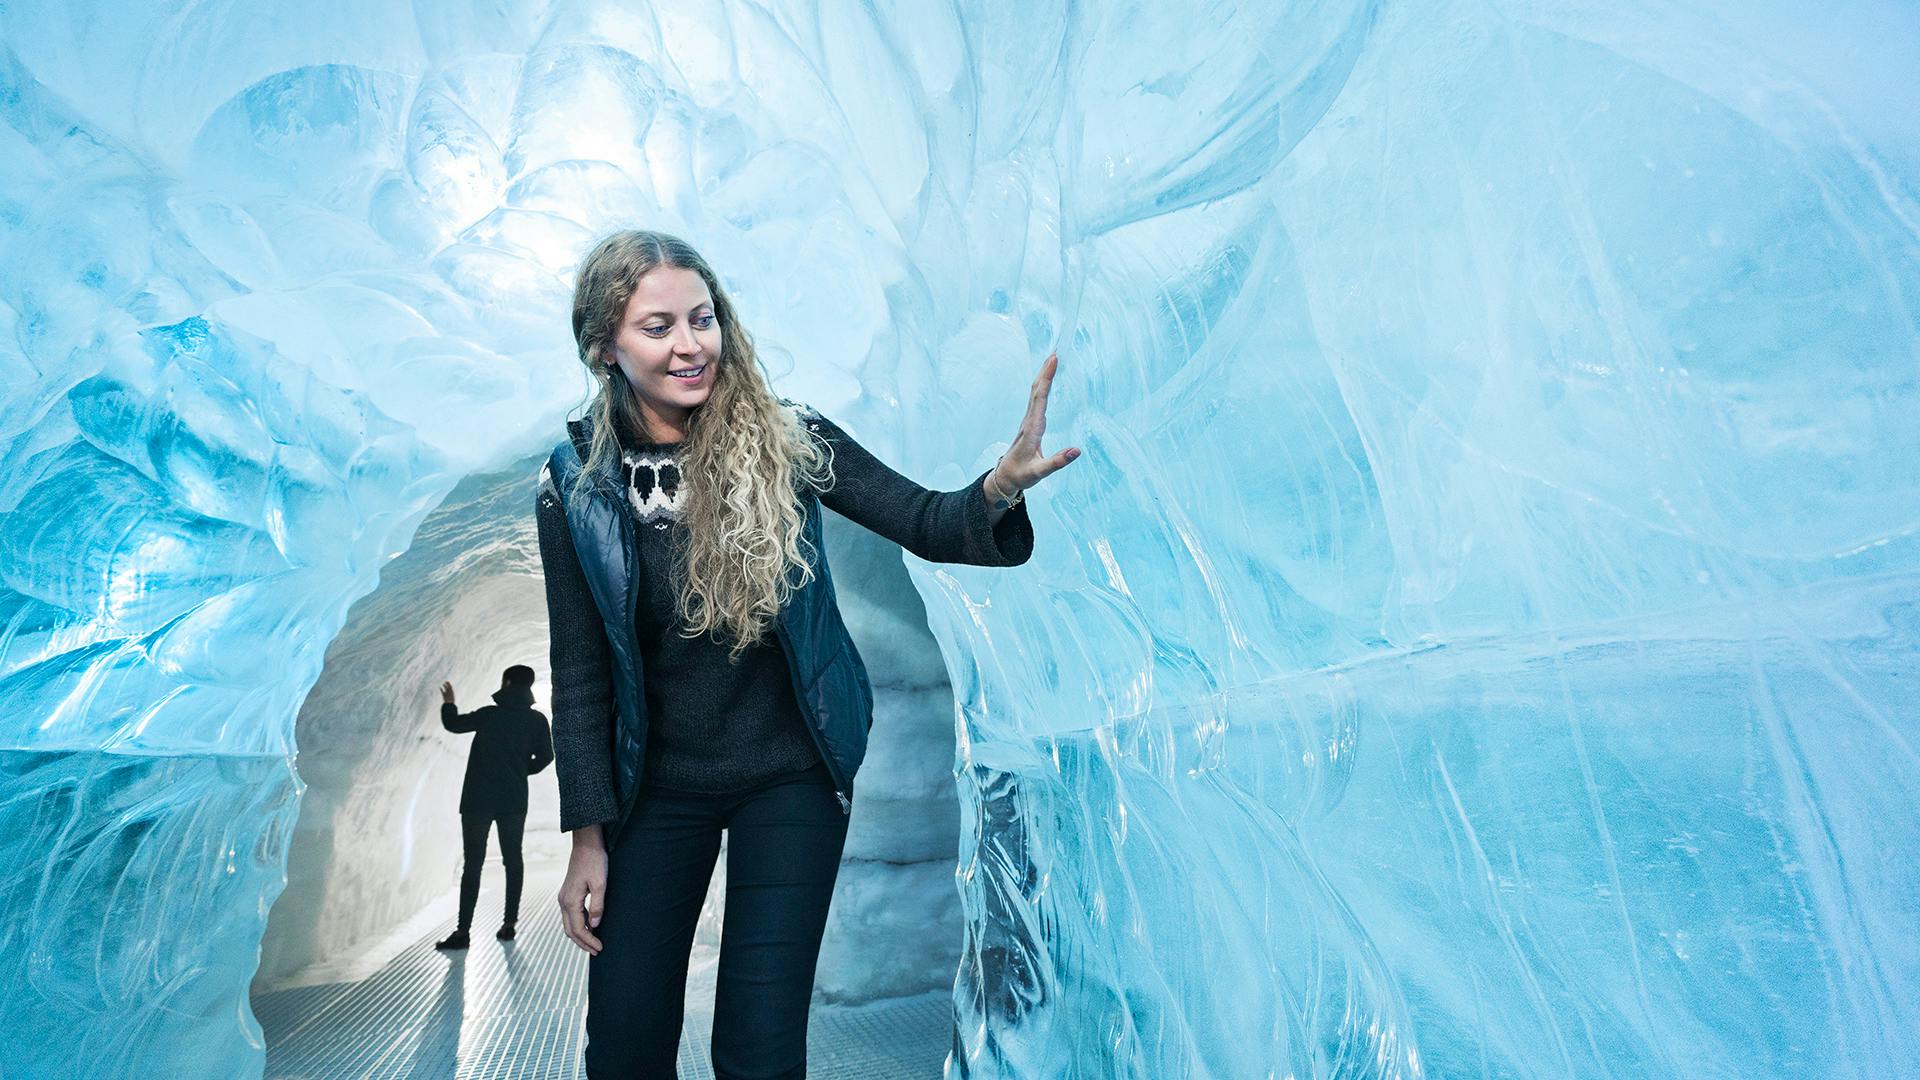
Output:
top-left (2, 1), bottom-right (1918, 1078)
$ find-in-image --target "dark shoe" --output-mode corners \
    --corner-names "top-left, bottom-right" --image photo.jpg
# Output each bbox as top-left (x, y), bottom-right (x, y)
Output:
top-left (495, 924), bottom-right (516, 941)
top-left (434, 930), bottom-right (471, 950)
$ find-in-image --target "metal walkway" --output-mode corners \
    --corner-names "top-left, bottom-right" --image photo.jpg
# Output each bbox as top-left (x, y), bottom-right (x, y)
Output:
top-left (253, 871), bottom-right (951, 1079)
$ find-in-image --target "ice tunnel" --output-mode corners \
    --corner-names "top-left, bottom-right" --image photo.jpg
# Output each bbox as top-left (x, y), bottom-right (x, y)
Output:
top-left (3, 1), bottom-right (1919, 1077)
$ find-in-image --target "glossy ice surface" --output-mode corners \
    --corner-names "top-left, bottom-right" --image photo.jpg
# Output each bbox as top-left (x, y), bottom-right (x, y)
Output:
top-left (2, 2), bottom-right (1916, 1077)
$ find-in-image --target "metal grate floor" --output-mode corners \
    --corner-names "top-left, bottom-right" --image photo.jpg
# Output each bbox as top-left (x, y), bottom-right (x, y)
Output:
top-left (254, 874), bottom-right (951, 1079)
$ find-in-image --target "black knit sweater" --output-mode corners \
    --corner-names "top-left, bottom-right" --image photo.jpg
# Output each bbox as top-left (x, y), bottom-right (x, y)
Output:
top-left (534, 409), bottom-right (1034, 831)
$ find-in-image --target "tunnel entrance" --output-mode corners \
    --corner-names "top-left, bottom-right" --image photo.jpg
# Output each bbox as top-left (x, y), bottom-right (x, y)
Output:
top-left (249, 449), bottom-right (973, 1068)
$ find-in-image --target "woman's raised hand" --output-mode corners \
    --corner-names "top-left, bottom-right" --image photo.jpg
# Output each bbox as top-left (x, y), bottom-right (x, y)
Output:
top-left (989, 352), bottom-right (1081, 498)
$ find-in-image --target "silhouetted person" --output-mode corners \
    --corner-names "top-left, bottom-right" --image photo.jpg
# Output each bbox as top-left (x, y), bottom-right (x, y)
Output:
top-left (434, 664), bottom-right (554, 950)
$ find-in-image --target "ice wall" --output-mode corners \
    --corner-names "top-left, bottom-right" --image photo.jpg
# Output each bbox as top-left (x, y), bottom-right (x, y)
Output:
top-left (2, 2), bottom-right (1917, 1078)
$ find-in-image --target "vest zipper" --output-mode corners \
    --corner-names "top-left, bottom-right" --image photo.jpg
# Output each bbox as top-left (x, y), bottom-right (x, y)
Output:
top-left (770, 620), bottom-right (853, 814)
top-left (604, 464), bottom-right (646, 816)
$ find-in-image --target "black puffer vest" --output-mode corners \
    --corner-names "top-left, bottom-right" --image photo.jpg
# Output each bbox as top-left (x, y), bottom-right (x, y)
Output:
top-left (544, 407), bottom-right (874, 831)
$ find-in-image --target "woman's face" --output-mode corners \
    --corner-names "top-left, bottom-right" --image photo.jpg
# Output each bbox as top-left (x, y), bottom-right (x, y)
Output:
top-left (607, 265), bottom-right (722, 434)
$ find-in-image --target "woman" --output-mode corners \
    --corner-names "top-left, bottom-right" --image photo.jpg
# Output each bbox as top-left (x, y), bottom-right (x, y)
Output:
top-left (534, 229), bottom-right (1078, 1079)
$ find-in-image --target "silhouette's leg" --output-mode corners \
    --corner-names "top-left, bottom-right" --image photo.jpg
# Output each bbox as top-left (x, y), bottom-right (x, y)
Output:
top-left (497, 814), bottom-right (526, 925)
top-left (710, 763), bottom-right (848, 1080)
top-left (584, 786), bottom-right (723, 1079)
top-left (458, 813), bottom-right (488, 933)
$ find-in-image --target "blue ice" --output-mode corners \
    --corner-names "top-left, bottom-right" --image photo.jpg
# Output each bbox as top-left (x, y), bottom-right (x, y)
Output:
top-left (2, 1), bottom-right (1918, 1077)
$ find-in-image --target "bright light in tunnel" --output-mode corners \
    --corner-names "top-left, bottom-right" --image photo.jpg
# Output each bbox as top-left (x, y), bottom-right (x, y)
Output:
top-left (399, 766), bottom-right (428, 879)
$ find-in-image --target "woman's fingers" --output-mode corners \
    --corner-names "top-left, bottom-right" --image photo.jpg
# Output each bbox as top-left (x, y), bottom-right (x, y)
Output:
top-left (1012, 353), bottom-right (1057, 457)
top-left (1029, 446), bottom-right (1079, 484)
top-left (1025, 353), bottom-right (1057, 435)
top-left (565, 906), bottom-right (602, 954)
top-left (559, 882), bottom-right (604, 955)
top-left (1001, 352), bottom-right (1080, 488)
top-left (576, 916), bottom-right (603, 954)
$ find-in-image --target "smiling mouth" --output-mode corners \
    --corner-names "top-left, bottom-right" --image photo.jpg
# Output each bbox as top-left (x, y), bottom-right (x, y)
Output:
top-left (668, 365), bottom-right (707, 380)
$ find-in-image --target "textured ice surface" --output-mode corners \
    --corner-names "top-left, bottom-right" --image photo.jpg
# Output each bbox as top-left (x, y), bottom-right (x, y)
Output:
top-left (3, 2), bottom-right (1918, 1078)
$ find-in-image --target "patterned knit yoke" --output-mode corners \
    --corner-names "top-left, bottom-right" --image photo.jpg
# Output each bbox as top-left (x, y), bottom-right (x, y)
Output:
top-left (621, 447), bottom-right (685, 528)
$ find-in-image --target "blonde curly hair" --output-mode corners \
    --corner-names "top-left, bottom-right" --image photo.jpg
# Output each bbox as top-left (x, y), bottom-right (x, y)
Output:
top-left (568, 230), bottom-right (834, 659)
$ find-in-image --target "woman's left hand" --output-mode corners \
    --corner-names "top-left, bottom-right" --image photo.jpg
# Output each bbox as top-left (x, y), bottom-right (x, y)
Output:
top-left (990, 352), bottom-right (1081, 499)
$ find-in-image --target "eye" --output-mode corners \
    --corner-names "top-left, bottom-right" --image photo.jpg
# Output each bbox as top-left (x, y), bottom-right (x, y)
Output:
top-left (641, 324), bottom-right (670, 337)
top-left (692, 313), bottom-right (714, 330)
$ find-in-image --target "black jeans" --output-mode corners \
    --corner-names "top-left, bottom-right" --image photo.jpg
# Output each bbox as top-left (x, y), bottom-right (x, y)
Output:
top-left (459, 813), bottom-right (526, 932)
top-left (584, 761), bottom-right (849, 1080)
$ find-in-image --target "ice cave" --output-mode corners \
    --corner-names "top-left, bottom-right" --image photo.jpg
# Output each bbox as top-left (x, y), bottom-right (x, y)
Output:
top-left (1, 1), bottom-right (1917, 1077)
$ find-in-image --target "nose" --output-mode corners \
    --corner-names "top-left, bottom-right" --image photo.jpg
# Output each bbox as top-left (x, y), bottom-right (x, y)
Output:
top-left (671, 323), bottom-right (702, 355)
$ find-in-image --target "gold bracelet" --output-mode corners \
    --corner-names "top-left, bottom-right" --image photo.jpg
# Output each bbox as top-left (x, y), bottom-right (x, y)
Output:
top-left (987, 469), bottom-right (1024, 512)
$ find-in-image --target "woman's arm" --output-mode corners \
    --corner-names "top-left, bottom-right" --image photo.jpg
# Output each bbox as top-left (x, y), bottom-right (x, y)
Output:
top-left (809, 410), bottom-right (1036, 567)
top-left (534, 465), bottom-right (621, 834)
top-left (807, 353), bottom-right (1079, 566)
